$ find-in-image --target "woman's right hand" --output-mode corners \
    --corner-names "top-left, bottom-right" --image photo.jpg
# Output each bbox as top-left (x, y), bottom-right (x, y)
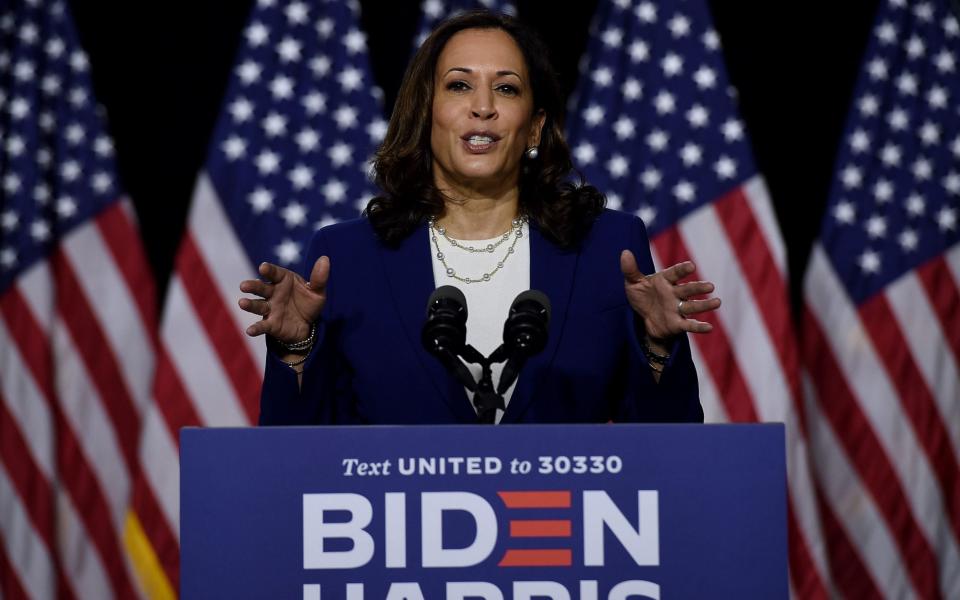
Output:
top-left (238, 256), bottom-right (330, 343)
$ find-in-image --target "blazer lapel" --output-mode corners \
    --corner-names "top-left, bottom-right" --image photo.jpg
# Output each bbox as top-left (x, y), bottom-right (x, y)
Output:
top-left (501, 222), bottom-right (579, 423)
top-left (378, 223), bottom-right (478, 422)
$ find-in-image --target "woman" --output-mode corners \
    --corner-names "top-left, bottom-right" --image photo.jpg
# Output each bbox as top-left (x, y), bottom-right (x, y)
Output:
top-left (239, 11), bottom-right (720, 425)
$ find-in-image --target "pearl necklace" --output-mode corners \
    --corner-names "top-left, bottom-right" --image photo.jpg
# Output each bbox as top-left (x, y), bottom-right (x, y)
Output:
top-left (428, 216), bottom-right (526, 284)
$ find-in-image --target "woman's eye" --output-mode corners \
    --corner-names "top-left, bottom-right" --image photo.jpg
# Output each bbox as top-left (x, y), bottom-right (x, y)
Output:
top-left (446, 81), bottom-right (470, 92)
top-left (497, 84), bottom-right (519, 96)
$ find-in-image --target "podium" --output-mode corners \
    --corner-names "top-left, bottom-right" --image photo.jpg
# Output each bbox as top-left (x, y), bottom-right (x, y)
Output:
top-left (181, 424), bottom-right (787, 599)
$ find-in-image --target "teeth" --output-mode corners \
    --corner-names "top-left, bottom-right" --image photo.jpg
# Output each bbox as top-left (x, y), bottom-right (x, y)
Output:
top-left (467, 135), bottom-right (494, 145)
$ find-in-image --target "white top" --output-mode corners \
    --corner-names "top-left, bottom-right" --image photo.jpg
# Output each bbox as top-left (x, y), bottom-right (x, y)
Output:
top-left (429, 222), bottom-right (531, 423)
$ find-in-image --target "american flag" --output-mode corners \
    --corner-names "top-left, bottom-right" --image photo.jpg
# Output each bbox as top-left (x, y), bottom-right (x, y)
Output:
top-left (802, 0), bottom-right (960, 597)
top-left (128, 0), bottom-right (386, 594)
top-left (565, 0), bottom-right (831, 596)
top-left (413, 0), bottom-right (516, 49)
top-left (0, 0), bottom-right (159, 598)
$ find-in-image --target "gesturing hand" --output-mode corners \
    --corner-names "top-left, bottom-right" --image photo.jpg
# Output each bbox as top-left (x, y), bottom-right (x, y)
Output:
top-left (238, 256), bottom-right (330, 344)
top-left (620, 250), bottom-right (720, 341)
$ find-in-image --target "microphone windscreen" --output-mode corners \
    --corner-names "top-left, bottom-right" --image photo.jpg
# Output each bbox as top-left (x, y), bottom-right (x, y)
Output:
top-left (427, 285), bottom-right (467, 318)
top-left (511, 289), bottom-right (551, 324)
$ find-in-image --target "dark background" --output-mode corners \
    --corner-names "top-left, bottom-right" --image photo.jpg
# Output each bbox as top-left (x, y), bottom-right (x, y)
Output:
top-left (68, 0), bottom-right (881, 316)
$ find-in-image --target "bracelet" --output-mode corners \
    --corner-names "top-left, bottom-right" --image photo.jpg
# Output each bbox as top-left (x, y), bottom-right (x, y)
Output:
top-left (279, 323), bottom-right (317, 353)
top-left (642, 337), bottom-right (670, 365)
top-left (648, 361), bottom-right (664, 374)
top-left (280, 353), bottom-right (309, 369)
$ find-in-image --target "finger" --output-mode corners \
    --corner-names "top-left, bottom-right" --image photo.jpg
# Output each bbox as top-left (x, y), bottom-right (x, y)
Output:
top-left (239, 278), bottom-right (273, 298)
top-left (680, 318), bottom-right (714, 334)
top-left (238, 298), bottom-right (270, 316)
top-left (244, 319), bottom-right (273, 337)
top-left (309, 255), bottom-right (330, 291)
top-left (619, 250), bottom-right (646, 283)
top-left (679, 297), bottom-right (722, 316)
top-left (663, 261), bottom-right (695, 284)
top-left (675, 280), bottom-right (715, 299)
top-left (258, 261), bottom-right (288, 283)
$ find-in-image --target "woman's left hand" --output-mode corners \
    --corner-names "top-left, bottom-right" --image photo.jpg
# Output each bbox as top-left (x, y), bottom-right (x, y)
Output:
top-left (620, 250), bottom-right (721, 342)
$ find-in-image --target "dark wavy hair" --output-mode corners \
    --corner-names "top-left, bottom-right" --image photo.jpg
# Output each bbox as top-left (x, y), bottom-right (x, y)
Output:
top-left (364, 10), bottom-right (604, 248)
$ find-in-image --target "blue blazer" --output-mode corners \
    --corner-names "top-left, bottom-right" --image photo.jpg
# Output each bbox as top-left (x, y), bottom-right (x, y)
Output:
top-left (259, 209), bottom-right (703, 425)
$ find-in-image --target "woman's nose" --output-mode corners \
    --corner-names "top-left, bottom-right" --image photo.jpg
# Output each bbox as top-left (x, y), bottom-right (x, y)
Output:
top-left (470, 89), bottom-right (497, 119)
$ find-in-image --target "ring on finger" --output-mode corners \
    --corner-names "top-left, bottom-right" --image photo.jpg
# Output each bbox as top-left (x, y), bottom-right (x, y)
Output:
top-left (678, 299), bottom-right (686, 316)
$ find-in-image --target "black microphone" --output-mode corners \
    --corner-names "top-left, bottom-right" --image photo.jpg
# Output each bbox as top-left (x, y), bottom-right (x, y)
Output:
top-left (496, 290), bottom-right (551, 395)
top-left (422, 286), bottom-right (477, 391)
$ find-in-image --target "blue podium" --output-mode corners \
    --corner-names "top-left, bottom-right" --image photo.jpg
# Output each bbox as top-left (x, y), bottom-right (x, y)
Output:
top-left (181, 424), bottom-right (787, 599)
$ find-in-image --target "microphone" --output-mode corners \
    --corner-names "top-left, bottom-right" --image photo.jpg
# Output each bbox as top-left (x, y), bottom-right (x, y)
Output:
top-left (422, 286), bottom-right (477, 391)
top-left (496, 290), bottom-right (551, 394)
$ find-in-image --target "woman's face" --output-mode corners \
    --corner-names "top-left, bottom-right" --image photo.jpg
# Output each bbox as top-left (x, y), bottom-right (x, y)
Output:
top-left (430, 28), bottom-right (545, 197)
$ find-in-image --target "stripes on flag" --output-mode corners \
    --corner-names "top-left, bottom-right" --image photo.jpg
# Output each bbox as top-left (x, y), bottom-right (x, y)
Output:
top-left (564, 1), bottom-right (831, 597)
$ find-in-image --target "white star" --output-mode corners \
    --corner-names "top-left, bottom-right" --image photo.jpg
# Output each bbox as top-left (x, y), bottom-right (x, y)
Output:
top-left (1, 210), bottom-right (17, 232)
top-left (895, 72), bottom-right (917, 95)
top-left (367, 118), bottom-right (388, 142)
top-left (876, 21), bottom-right (897, 44)
top-left (45, 37), bottom-right (64, 58)
top-left (906, 194), bottom-right (925, 216)
top-left (333, 105), bottom-right (358, 129)
top-left (338, 66), bottom-right (364, 92)
top-left (668, 14), bottom-right (691, 37)
top-left (14, 60), bottom-right (34, 82)
top-left (722, 119), bottom-right (743, 142)
top-left (276, 37), bottom-right (302, 63)
top-left (248, 188), bottom-right (274, 213)
top-left (601, 27), bottom-right (623, 48)
top-left (714, 156), bottom-right (737, 180)
top-left (898, 229), bottom-right (918, 251)
top-left (255, 150), bottom-right (281, 175)
top-left (865, 214), bottom-right (887, 238)
top-left (953, 135), bottom-right (960, 159)
top-left (316, 18), bottom-right (335, 40)
top-left (849, 129), bottom-right (870, 153)
top-left (867, 58), bottom-right (888, 80)
top-left (303, 91), bottom-right (327, 115)
top-left (60, 160), bottom-right (81, 182)
top-left (640, 167), bottom-right (661, 190)
top-left (946, 14), bottom-right (960, 36)
top-left (636, 204), bottom-right (656, 224)
top-left (693, 66), bottom-right (716, 89)
top-left (905, 36), bottom-right (925, 59)
top-left (69, 51), bottom-right (88, 72)
top-left (229, 97), bottom-right (254, 122)
top-left (841, 165), bottom-right (862, 189)
top-left (95, 136), bottom-right (114, 157)
top-left (653, 91), bottom-right (675, 114)
top-left (858, 94), bottom-right (879, 116)
top-left (343, 29), bottom-right (367, 54)
top-left (91, 172), bottom-right (112, 193)
top-left (873, 179), bottom-right (893, 203)
top-left (606, 154), bottom-right (629, 178)
top-left (605, 193), bottom-right (622, 210)
top-left (919, 121), bottom-right (940, 145)
top-left (858, 249), bottom-right (881, 273)
top-left (328, 142), bottom-right (353, 167)
top-left (621, 78), bottom-right (642, 101)
top-left (592, 66), bottom-right (613, 87)
top-left (635, 2), bottom-right (657, 23)
top-left (646, 129), bottom-right (669, 152)
top-left (70, 87), bottom-right (87, 108)
top-left (5, 135), bottom-right (24, 157)
top-left (612, 116), bottom-right (635, 140)
top-left (927, 86), bottom-right (948, 110)
top-left (913, 2), bottom-right (933, 22)
top-left (3, 174), bottom-right (20, 194)
top-left (31, 220), bottom-right (50, 242)
top-left (673, 180), bottom-right (696, 203)
top-left (316, 214), bottom-right (339, 230)
top-left (285, 1), bottom-right (309, 24)
top-left (237, 60), bottom-right (261, 85)
top-left (944, 172), bottom-right (960, 195)
top-left (423, 0), bottom-right (443, 18)
top-left (686, 104), bottom-right (709, 128)
top-left (573, 142), bottom-right (596, 165)
top-left (275, 239), bottom-right (301, 265)
top-left (912, 157), bottom-right (932, 180)
top-left (679, 143), bottom-right (702, 166)
top-left (33, 184), bottom-right (50, 203)
top-left (56, 196), bottom-right (77, 219)
top-left (38, 112), bottom-right (54, 131)
top-left (269, 75), bottom-right (294, 99)
top-left (322, 179), bottom-right (347, 204)
top-left (296, 128), bottom-right (320, 152)
top-left (886, 107), bottom-right (909, 131)
top-left (628, 40), bottom-right (649, 62)
top-left (246, 22), bottom-right (269, 47)
top-left (281, 201), bottom-right (308, 227)
top-left (0, 247), bottom-right (16, 269)
top-left (936, 207), bottom-right (957, 231)
top-left (19, 22), bottom-right (38, 44)
top-left (9, 97), bottom-right (29, 119)
top-left (41, 74), bottom-right (60, 95)
top-left (583, 104), bottom-right (605, 126)
top-left (935, 50), bottom-right (955, 73)
top-left (880, 143), bottom-right (901, 166)
top-left (310, 56), bottom-right (332, 78)
top-left (702, 30), bottom-right (720, 51)
top-left (661, 53), bottom-right (683, 77)
top-left (262, 112), bottom-right (287, 137)
top-left (222, 136), bottom-right (246, 160)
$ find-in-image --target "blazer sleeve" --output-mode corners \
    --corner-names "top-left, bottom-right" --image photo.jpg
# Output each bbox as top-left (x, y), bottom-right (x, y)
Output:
top-left (614, 216), bottom-right (704, 423)
top-left (258, 229), bottom-right (357, 425)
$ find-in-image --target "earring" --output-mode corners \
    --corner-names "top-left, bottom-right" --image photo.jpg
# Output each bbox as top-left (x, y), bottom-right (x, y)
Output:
top-left (525, 146), bottom-right (539, 160)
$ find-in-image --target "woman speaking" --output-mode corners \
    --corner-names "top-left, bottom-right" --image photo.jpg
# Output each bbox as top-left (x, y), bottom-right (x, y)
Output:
top-left (239, 11), bottom-right (720, 425)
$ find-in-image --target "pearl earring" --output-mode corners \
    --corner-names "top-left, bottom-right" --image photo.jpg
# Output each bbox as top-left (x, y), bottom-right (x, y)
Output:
top-left (525, 146), bottom-right (539, 160)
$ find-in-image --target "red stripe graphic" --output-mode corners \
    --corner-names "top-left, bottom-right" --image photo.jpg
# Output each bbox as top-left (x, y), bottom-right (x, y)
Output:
top-left (509, 520), bottom-right (572, 537)
top-left (803, 307), bottom-right (941, 599)
top-left (917, 256), bottom-right (960, 378)
top-left (499, 549), bottom-right (572, 567)
top-left (0, 541), bottom-right (30, 600)
top-left (177, 234), bottom-right (261, 423)
top-left (786, 494), bottom-right (829, 599)
top-left (813, 479), bottom-right (883, 599)
top-left (498, 491), bottom-right (571, 508)
top-left (152, 346), bottom-right (204, 444)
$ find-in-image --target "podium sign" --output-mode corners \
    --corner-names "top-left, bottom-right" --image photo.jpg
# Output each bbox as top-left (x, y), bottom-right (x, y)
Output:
top-left (181, 424), bottom-right (786, 599)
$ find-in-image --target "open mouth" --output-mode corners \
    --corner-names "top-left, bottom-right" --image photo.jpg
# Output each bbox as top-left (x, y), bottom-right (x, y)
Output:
top-left (462, 133), bottom-right (501, 152)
